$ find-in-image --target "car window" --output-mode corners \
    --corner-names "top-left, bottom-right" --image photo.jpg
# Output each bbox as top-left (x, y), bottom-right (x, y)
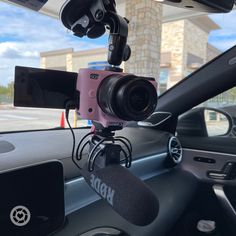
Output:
top-left (177, 86), bottom-right (236, 138)
top-left (203, 87), bottom-right (236, 137)
top-left (0, 1), bottom-right (236, 132)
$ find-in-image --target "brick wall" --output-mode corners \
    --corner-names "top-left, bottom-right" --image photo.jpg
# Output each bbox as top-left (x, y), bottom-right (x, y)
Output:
top-left (161, 19), bottom-right (210, 88)
top-left (161, 20), bottom-right (185, 88)
top-left (182, 20), bottom-right (208, 76)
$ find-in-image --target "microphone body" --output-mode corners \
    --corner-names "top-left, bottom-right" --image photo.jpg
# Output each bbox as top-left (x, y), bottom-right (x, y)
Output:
top-left (80, 164), bottom-right (159, 226)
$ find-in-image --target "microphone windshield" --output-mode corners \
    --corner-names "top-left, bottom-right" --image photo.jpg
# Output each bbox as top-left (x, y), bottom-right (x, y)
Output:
top-left (80, 164), bottom-right (159, 226)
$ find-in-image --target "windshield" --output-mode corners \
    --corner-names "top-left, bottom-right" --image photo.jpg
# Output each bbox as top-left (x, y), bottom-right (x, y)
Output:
top-left (0, 1), bottom-right (235, 132)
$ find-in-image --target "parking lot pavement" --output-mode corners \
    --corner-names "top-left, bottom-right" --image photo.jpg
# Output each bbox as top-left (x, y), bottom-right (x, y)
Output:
top-left (0, 106), bottom-right (89, 132)
top-left (2, 106), bottom-right (231, 136)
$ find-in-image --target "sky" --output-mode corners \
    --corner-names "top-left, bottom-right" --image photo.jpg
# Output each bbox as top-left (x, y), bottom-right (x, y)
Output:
top-left (209, 10), bottom-right (236, 51)
top-left (0, 1), bottom-right (107, 86)
top-left (0, 2), bottom-right (236, 86)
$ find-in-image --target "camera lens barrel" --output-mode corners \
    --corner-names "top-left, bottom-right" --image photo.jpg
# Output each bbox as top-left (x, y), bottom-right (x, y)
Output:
top-left (97, 75), bottom-right (157, 121)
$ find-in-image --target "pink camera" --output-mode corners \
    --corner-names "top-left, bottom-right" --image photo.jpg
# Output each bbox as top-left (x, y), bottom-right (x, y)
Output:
top-left (76, 68), bottom-right (158, 128)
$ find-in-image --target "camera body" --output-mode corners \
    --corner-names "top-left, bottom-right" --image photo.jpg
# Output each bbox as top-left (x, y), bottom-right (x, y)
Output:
top-left (76, 68), bottom-right (158, 128)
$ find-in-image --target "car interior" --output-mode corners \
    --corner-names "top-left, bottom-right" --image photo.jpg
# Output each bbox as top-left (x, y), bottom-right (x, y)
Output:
top-left (1, 0), bottom-right (236, 236)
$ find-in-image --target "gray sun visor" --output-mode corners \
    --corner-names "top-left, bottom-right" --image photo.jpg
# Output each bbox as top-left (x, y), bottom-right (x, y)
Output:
top-left (5, 0), bottom-right (48, 11)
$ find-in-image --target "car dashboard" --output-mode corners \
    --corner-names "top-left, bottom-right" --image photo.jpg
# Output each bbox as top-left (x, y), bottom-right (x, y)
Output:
top-left (0, 127), bottom-right (197, 236)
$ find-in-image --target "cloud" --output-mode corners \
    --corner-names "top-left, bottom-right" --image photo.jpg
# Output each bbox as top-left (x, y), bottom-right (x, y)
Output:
top-left (0, 1), bottom-right (107, 86)
top-left (210, 40), bottom-right (235, 52)
top-left (209, 10), bottom-right (236, 51)
top-left (0, 42), bottom-right (39, 58)
top-left (0, 65), bottom-right (9, 70)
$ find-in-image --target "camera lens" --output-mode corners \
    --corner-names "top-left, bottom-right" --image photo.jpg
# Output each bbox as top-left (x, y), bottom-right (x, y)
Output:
top-left (129, 87), bottom-right (150, 111)
top-left (97, 75), bottom-right (157, 121)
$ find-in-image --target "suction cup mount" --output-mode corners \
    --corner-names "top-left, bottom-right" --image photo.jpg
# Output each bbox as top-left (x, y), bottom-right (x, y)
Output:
top-left (60, 0), bottom-right (131, 66)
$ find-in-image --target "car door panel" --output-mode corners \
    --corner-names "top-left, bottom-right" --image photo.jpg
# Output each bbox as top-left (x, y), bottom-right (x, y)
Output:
top-left (180, 148), bottom-right (236, 185)
top-left (179, 147), bottom-right (236, 235)
top-left (179, 136), bottom-right (236, 155)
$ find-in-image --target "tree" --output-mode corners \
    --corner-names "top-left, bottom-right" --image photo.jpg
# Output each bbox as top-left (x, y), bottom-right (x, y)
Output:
top-left (0, 81), bottom-right (14, 104)
top-left (229, 87), bottom-right (236, 102)
top-left (7, 81), bottom-right (14, 98)
top-left (0, 85), bottom-right (8, 95)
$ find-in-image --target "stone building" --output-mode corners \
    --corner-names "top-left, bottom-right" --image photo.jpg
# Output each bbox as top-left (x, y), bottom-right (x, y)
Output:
top-left (159, 16), bottom-right (220, 93)
top-left (40, 14), bottom-right (221, 94)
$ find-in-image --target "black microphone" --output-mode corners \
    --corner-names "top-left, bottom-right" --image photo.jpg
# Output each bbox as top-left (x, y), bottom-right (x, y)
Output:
top-left (80, 164), bottom-right (159, 226)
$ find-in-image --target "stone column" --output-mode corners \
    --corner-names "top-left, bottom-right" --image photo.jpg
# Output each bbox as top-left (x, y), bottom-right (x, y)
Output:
top-left (40, 57), bottom-right (46, 69)
top-left (161, 21), bottom-right (185, 88)
top-left (66, 53), bottom-right (73, 72)
top-left (124, 0), bottom-right (163, 81)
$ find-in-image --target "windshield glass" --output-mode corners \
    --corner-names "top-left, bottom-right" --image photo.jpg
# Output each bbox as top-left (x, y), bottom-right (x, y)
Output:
top-left (0, 1), bottom-right (108, 132)
top-left (0, 1), bottom-right (235, 132)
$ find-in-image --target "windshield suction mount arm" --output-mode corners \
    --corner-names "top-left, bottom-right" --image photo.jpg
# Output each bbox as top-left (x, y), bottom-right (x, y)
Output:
top-left (105, 12), bottom-right (131, 66)
top-left (60, 0), bottom-right (131, 67)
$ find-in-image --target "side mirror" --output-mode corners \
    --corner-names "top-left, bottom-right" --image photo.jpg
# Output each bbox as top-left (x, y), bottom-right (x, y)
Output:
top-left (204, 109), bottom-right (232, 137)
top-left (161, 0), bottom-right (234, 13)
top-left (177, 107), bottom-right (233, 137)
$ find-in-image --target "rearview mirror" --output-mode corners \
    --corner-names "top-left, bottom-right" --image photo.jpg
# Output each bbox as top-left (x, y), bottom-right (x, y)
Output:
top-left (161, 0), bottom-right (234, 13)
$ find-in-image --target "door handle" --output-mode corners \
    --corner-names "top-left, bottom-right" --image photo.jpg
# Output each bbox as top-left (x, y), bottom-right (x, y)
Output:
top-left (208, 162), bottom-right (236, 180)
top-left (213, 185), bottom-right (236, 223)
top-left (208, 172), bottom-right (227, 180)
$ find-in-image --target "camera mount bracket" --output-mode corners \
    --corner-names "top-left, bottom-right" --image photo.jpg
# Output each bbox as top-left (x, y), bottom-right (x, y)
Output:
top-left (60, 0), bottom-right (131, 66)
top-left (74, 127), bottom-right (133, 172)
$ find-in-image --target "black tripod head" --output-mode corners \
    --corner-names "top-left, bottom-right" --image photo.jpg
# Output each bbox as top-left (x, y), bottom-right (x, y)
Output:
top-left (60, 0), bottom-right (131, 66)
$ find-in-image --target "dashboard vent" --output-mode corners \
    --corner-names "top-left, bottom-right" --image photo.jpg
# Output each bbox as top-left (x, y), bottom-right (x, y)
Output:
top-left (168, 137), bottom-right (182, 164)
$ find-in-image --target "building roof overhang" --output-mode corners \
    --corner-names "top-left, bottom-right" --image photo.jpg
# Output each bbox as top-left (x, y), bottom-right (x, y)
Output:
top-left (190, 16), bottom-right (221, 33)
